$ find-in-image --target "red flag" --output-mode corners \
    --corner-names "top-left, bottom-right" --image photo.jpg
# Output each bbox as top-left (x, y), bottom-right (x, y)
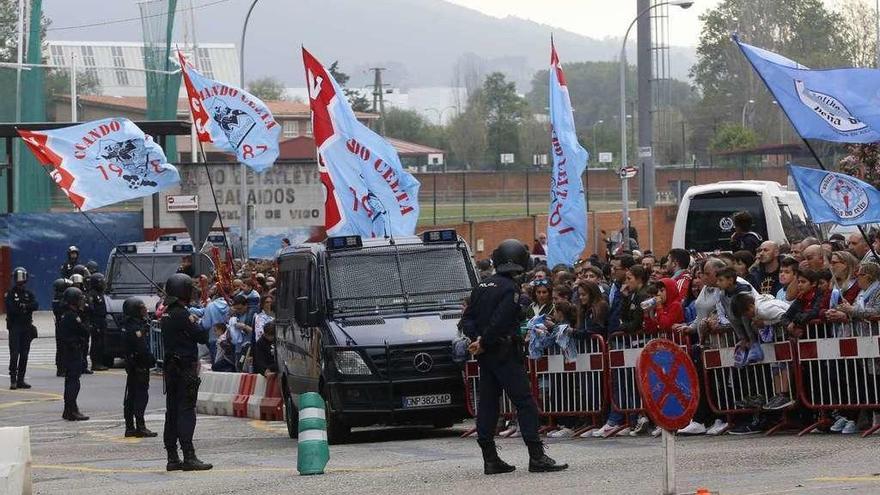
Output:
top-left (178, 51), bottom-right (213, 143)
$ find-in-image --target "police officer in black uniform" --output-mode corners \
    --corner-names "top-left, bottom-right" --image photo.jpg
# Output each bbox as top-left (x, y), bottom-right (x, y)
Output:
top-left (85, 260), bottom-right (100, 276)
top-left (69, 268), bottom-right (94, 375)
top-left (52, 278), bottom-right (72, 377)
top-left (60, 246), bottom-right (80, 279)
top-left (121, 297), bottom-right (157, 438)
top-left (161, 273), bottom-right (212, 471)
top-left (86, 273), bottom-right (109, 372)
top-left (58, 287), bottom-right (89, 421)
top-left (5, 267), bottom-right (38, 390)
top-left (460, 240), bottom-right (568, 475)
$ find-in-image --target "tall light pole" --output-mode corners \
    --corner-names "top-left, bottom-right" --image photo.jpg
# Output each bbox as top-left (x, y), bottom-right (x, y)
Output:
top-left (238, 0), bottom-right (260, 260)
top-left (741, 98), bottom-right (755, 127)
top-left (619, 0), bottom-right (694, 245)
top-left (591, 120), bottom-right (604, 164)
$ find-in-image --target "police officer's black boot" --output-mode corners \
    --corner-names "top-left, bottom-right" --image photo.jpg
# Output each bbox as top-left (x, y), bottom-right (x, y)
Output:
top-left (181, 445), bottom-right (213, 471)
top-left (166, 448), bottom-right (183, 471)
top-left (70, 406), bottom-right (89, 421)
top-left (9, 373), bottom-right (16, 390)
top-left (134, 419), bottom-right (158, 438)
top-left (526, 441), bottom-right (568, 473)
top-left (477, 440), bottom-right (515, 475)
top-left (124, 418), bottom-right (137, 437)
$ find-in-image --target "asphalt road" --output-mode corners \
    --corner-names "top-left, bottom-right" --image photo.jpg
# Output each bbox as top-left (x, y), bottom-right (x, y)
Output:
top-left (2, 337), bottom-right (880, 495)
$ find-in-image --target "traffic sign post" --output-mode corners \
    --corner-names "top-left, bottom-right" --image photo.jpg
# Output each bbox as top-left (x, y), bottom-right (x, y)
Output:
top-left (636, 339), bottom-right (700, 495)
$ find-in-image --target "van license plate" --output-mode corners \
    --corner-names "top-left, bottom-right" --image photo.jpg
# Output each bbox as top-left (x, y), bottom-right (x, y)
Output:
top-left (402, 393), bottom-right (451, 408)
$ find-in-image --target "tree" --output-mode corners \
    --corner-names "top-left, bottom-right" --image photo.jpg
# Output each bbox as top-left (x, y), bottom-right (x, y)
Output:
top-left (447, 97), bottom-right (487, 170)
top-left (328, 61), bottom-right (371, 112)
top-left (839, 0), bottom-right (878, 68)
top-left (691, 0), bottom-right (849, 158)
top-left (482, 72), bottom-right (527, 168)
top-left (709, 123), bottom-right (758, 152)
top-left (383, 107), bottom-right (447, 150)
top-left (247, 76), bottom-right (286, 100)
top-left (45, 69), bottom-right (101, 97)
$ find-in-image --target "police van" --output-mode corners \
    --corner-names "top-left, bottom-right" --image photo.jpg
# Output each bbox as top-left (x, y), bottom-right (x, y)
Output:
top-left (275, 230), bottom-right (477, 443)
top-left (672, 180), bottom-right (820, 252)
top-left (101, 236), bottom-right (213, 365)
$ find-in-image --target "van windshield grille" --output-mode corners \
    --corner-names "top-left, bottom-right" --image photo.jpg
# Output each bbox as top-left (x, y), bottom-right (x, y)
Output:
top-left (325, 244), bottom-right (475, 314)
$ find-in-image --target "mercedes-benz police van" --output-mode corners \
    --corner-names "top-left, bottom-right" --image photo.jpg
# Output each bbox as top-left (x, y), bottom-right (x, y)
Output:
top-left (101, 236), bottom-right (213, 365)
top-left (275, 230), bottom-right (477, 443)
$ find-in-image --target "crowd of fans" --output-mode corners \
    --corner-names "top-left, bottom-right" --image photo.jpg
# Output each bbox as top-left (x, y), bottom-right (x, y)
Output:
top-left (479, 211), bottom-right (880, 438)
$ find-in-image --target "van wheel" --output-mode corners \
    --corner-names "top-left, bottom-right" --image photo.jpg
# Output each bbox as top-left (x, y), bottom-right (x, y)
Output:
top-left (284, 392), bottom-right (298, 439)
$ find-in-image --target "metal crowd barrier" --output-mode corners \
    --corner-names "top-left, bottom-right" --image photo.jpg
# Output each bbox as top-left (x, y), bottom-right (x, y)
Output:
top-left (533, 334), bottom-right (606, 436)
top-left (701, 325), bottom-right (798, 435)
top-left (604, 330), bottom-right (690, 436)
top-left (796, 319), bottom-right (880, 437)
top-left (461, 356), bottom-right (532, 438)
top-left (149, 320), bottom-right (163, 369)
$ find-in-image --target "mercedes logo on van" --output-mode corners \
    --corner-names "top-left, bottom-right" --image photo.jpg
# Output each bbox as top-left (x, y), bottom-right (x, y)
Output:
top-left (413, 352), bottom-right (433, 373)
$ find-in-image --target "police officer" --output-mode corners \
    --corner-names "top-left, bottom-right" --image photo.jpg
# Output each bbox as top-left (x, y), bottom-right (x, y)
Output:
top-left (58, 287), bottom-right (89, 421)
top-left (459, 240), bottom-right (567, 474)
top-left (86, 273), bottom-right (109, 372)
top-left (5, 267), bottom-right (38, 390)
top-left (85, 260), bottom-right (100, 276)
top-left (161, 273), bottom-right (212, 471)
top-left (121, 297), bottom-right (157, 438)
top-left (52, 278), bottom-right (72, 377)
top-left (69, 272), bottom-right (94, 375)
top-left (60, 246), bottom-right (80, 279)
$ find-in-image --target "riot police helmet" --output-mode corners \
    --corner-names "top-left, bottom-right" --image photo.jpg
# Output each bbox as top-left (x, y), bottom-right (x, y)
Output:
top-left (12, 266), bottom-right (27, 283)
top-left (67, 245), bottom-right (80, 259)
top-left (72, 264), bottom-right (90, 278)
top-left (491, 239), bottom-right (530, 275)
top-left (85, 260), bottom-right (100, 274)
top-left (164, 273), bottom-right (194, 305)
top-left (53, 278), bottom-right (72, 293)
top-left (70, 273), bottom-right (85, 287)
top-left (63, 287), bottom-right (84, 306)
top-left (123, 297), bottom-right (147, 319)
top-left (89, 272), bottom-right (106, 291)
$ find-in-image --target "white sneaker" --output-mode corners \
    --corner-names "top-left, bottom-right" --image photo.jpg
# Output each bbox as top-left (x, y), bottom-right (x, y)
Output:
top-left (616, 427), bottom-right (632, 436)
top-left (841, 420), bottom-right (859, 435)
top-left (499, 426), bottom-right (518, 436)
top-left (548, 427), bottom-right (574, 438)
top-left (706, 419), bottom-right (727, 436)
top-left (629, 415), bottom-right (650, 436)
top-left (578, 428), bottom-right (596, 438)
top-left (592, 423), bottom-right (616, 438)
top-left (830, 417), bottom-right (849, 433)
top-left (677, 421), bottom-right (707, 435)
top-left (651, 426), bottom-right (663, 438)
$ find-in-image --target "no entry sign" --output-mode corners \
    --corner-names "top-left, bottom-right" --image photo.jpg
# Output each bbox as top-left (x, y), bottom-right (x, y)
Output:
top-left (636, 338), bottom-right (699, 432)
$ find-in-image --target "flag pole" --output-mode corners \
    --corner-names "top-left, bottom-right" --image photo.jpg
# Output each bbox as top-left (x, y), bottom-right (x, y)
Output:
top-left (800, 138), bottom-right (880, 260)
top-left (196, 141), bottom-right (232, 255)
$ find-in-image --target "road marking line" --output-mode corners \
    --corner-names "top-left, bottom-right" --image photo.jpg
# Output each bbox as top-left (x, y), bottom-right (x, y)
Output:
top-left (249, 419), bottom-right (287, 433)
top-left (0, 398), bottom-right (59, 410)
top-left (33, 464), bottom-right (395, 474)
top-left (810, 476), bottom-right (880, 482)
top-left (0, 389), bottom-right (64, 399)
top-left (85, 431), bottom-right (142, 444)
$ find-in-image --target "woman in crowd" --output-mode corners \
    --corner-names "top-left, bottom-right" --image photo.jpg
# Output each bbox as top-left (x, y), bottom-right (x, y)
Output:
top-left (830, 250), bottom-right (861, 305)
top-left (254, 294), bottom-right (275, 341)
top-left (574, 280), bottom-right (609, 337)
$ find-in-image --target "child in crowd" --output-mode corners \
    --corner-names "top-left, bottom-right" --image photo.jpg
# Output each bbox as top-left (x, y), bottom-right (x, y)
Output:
top-left (644, 278), bottom-right (684, 332)
top-left (777, 256), bottom-right (800, 302)
top-left (715, 266), bottom-right (763, 366)
top-left (780, 268), bottom-right (822, 339)
top-left (618, 266), bottom-right (650, 334)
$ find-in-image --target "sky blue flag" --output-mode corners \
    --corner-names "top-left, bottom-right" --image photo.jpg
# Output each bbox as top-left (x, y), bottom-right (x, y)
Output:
top-left (735, 35), bottom-right (880, 143)
top-left (179, 51), bottom-right (281, 173)
top-left (303, 48), bottom-right (420, 238)
top-left (546, 41), bottom-right (588, 268)
top-left (789, 164), bottom-right (880, 226)
top-left (18, 118), bottom-right (180, 211)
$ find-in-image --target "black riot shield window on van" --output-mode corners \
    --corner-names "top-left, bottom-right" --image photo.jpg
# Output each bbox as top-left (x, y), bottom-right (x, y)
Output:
top-left (324, 243), bottom-right (475, 315)
top-left (685, 191), bottom-right (767, 252)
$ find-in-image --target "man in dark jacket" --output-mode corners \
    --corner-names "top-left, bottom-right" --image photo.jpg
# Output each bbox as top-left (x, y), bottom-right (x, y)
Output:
top-left (86, 273), bottom-right (109, 371)
top-left (161, 273), bottom-right (212, 472)
top-left (750, 241), bottom-right (784, 296)
top-left (460, 239), bottom-right (567, 475)
top-left (252, 321), bottom-right (277, 376)
top-left (5, 267), bottom-right (38, 389)
top-left (58, 287), bottom-right (89, 421)
top-left (122, 297), bottom-right (157, 438)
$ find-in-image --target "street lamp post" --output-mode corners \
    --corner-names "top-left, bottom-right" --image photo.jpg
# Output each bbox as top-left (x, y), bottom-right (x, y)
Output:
top-left (591, 120), bottom-right (604, 165)
top-left (741, 98), bottom-right (755, 127)
top-left (238, 0), bottom-right (260, 260)
top-left (619, 0), bottom-right (694, 249)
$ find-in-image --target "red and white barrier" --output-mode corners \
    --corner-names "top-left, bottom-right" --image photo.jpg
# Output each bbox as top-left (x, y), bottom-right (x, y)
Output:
top-left (196, 371), bottom-right (284, 421)
top-left (0, 427), bottom-right (31, 495)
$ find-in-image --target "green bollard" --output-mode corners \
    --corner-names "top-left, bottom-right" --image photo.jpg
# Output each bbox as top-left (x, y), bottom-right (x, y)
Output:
top-left (297, 392), bottom-right (329, 475)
